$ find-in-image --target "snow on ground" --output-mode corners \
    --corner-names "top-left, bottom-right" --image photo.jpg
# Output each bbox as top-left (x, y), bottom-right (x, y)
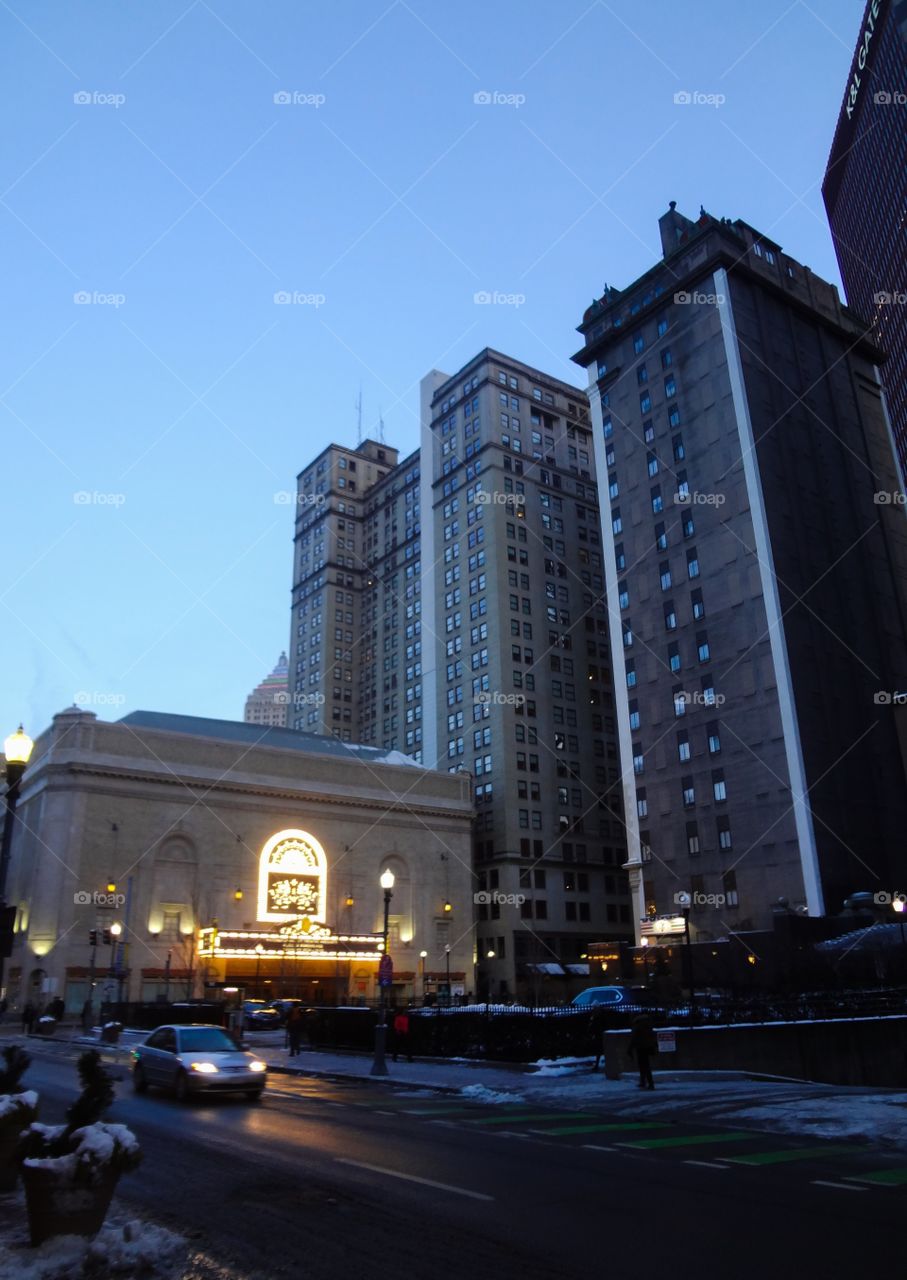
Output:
top-left (0, 1190), bottom-right (186, 1280)
top-left (460, 1084), bottom-right (522, 1105)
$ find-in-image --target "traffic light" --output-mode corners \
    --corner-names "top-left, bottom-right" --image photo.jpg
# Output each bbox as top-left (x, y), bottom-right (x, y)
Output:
top-left (89, 929), bottom-right (98, 946)
top-left (102, 929), bottom-right (112, 945)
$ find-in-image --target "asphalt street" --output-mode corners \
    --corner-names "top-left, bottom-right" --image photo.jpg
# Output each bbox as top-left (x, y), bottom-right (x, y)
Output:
top-left (22, 1051), bottom-right (907, 1280)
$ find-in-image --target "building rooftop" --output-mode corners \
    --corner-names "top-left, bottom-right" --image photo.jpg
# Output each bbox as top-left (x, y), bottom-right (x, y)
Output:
top-left (117, 710), bottom-right (423, 768)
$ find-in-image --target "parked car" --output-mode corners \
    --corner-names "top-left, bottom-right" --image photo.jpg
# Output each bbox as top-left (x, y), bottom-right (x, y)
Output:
top-left (571, 985), bottom-right (639, 1009)
top-left (132, 1024), bottom-right (268, 1101)
top-left (242, 1000), bottom-right (282, 1030)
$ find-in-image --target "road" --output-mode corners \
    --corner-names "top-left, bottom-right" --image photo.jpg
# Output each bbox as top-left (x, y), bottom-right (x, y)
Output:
top-left (22, 1051), bottom-right (906, 1280)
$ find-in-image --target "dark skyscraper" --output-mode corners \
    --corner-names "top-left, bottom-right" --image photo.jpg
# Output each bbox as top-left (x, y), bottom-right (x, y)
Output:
top-left (823, 0), bottom-right (907, 476)
top-left (573, 205), bottom-right (907, 941)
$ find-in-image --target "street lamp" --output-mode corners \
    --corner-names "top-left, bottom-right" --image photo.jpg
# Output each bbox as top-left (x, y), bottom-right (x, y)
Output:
top-left (674, 891), bottom-right (696, 1016)
top-left (419, 950), bottom-right (428, 1002)
top-left (254, 942), bottom-right (265, 997)
top-left (371, 868), bottom-right (395, 1076)
top-left (893, 896), bottom-right (906, 973)
top-left (109, 922), bottom-right (124, 1003)
top-left (234, 887), bottom-right (243, 903)
top-left (444, 943), bottom-right (451, 1006)
top-left (0, 725), bottom-right (33, 994)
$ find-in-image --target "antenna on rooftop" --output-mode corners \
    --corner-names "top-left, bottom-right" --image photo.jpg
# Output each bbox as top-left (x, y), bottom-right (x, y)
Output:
top-left (378, 406), bottom-right (385, 444)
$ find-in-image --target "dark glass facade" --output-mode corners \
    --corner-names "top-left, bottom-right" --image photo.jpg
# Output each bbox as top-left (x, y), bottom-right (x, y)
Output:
top-left (823, 0), bottom-right (907, 477)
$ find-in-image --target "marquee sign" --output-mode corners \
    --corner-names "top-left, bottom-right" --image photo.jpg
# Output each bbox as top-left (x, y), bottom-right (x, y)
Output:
top-left (257, 829), bottom-right (327, 924)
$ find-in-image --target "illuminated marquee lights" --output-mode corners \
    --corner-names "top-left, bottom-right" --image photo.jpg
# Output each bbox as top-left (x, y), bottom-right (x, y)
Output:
top-left (257, 829), bottom-right (328, 923)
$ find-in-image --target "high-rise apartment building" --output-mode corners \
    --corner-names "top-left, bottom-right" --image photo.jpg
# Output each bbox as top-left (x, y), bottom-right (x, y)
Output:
top-left (243, 651), bottom-right (289, 727)
top-left (287, 350), bottom-right (634, 997)
top-left (573, 204), bottom-right (907, 941)
top-left (823, 0), bottom-right (907, 475)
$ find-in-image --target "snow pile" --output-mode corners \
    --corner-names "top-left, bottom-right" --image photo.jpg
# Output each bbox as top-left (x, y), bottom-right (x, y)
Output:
top-left (0, 1217), bottom-right (185, 1279)
top-left (0, 1090), bottom-right (38, 1121)
top-left (459, 1084), bottom-right (520, 1105)
top-left (729, 1092), bottom-right (907, 1147)
top-left (532, 1057), bottom-right (595, 1077)
top-left (23, 1124), bottom-right (141, 1185)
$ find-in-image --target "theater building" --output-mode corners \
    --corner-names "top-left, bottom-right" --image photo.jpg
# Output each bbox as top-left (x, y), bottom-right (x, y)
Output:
top-left (3, 707), bottom-right (474, 1013)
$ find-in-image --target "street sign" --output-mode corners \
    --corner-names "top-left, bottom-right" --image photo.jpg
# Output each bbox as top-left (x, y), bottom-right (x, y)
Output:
top-left (656, 1030), bottom-right (677, 1054)
top-left (378, 953), bottom-right (394, 987)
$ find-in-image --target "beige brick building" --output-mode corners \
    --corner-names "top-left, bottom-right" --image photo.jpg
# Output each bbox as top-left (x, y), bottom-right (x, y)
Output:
top-left (4, 706), bottom-right (474, 1014)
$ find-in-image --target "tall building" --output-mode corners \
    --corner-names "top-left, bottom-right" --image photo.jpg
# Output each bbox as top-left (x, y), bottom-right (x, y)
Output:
top-left (243, 651), bottom-right (289, 727)
top-left (823, 0), bottom-right (907, 475)
top-left (573, 204), bottom-right (907, 942)
top-left (287, 350), bottom-right (634, 998)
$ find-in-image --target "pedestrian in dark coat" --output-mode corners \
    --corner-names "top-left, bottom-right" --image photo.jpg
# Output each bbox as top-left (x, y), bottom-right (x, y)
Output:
top-left (627, 1014), bottom-right (657, 1089)
top-left (392, 1010), bottom-right (413, 1062)
top-left (22, 1002), bottom-right (36, 1034)
top-left (286, 1005), bottom-right (304, 1057)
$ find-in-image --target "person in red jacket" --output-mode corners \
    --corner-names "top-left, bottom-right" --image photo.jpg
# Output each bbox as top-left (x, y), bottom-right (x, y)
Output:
top-left (392, 1009), bottom-right (413, 1062)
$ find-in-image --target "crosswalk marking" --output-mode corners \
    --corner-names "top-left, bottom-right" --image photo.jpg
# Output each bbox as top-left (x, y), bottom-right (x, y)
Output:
top-left (845, 1168), bottom-right (907, 1186)
top-left (724, 1144), bottom-right (858, 1166)
top-left (617, 1132), bottom-right (754, 1150)
top-left (531, 1121), bottom-right (667, 1137)
top-left (464, 1112), bottom-right (594, 1126)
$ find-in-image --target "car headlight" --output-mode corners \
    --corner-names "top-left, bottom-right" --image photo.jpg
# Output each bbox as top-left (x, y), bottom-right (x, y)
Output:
top-left (190, 1062), bottom-right (219, 1074)
top-left (249, 1060), bottom-right (267, 1073)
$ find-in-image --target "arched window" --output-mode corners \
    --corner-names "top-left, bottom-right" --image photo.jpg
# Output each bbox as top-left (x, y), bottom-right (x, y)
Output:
top-left (258, 830), bottom-right (328, 923)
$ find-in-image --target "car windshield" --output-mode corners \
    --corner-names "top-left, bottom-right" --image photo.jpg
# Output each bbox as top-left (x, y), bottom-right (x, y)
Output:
top-left (178, 1028), bottom-right (238, 1053)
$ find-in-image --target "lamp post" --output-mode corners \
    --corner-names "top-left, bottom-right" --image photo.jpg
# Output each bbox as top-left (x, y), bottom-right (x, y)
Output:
top-left (444, 943), bottom-right (451, 1006)
top-left (894, 897), bottom-right (906, 978)
top-left (254, 942), bottom-right (265, 997)
top-left (163, 948), bottom-right (172, 1001)
top-left (0, 726), bottom-right (33, 995)
top-left (371, 868), bottom-right (394, 1077)
top-left (419, 950), bottom-right (428, 1003)
top-left (110, 922), bottom-right (123, 1005)
top-left (674, 892), bottom-right (696, 1017)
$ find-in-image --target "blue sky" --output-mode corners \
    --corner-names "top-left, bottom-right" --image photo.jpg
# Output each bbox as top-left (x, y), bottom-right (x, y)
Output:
top-left (2, 0), bottom-right (863, 740)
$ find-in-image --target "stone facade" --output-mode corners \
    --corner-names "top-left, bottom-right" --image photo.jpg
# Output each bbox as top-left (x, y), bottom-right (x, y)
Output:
top-left (5, 707), bottom-right (474, 1014)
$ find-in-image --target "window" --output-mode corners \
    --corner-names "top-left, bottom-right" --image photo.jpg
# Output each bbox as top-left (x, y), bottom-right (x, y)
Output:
top-left (707, 722), bottom-right (721, 754)
top-left (623, 621), bottom-right (633, 648)
top-left (608, 472), bottom-right (619, 500)
top-left (672, 434), bottom-right (685, 462)
top-left (697, 632), bottom-right (710, 663)
top-left (661, 349), bottom-right (673, 369)
top-left (651, 486), bottom-right (663, 514)
top-left (673, 686), bottom-right (687, 717)
top-left (628, 700), bottom-right (640, 731)
top-left (687, 548), bottom-right (700, 578)
top-left (722, 869), bottom-right (738, 907)
top-left (660, 561), bottom-right (672, 591)
top-left (626, 661), bottom-right (637, 689)
top-left (686, 821), bottom-right (700, 855)
top-left (618, 580), bottom-right (629, 609)
top-left (640, 393), bottom-right (652, 414)
top-left (668, 641), bottom-right (681, 673)
top-left (712, 770), bottom-right (726, 802)
top-left (633, 333), bottom-right (645, 355)
top-left (657, 315), bottom-right (668, 337)
top-left (753, 242), bottom-right (763, 258)
top-left (682, 511), bottom-right (695, 539)
top-left (655, 522), bottom-right (667, 552)
top-left (612, 508), bottom-right (622, 534)
top-left (637, 364), bottom-right (648, 385)
top-left (682, 777), bottom-right (695, 807)
top-left (664, 603), bottom-right (677, 631)
top-left (717, 819), bottom-right (732, 850)
top-left (691, 588), bottom-right (705, 620)
top-left (643, 420), bottom-right (655, 444)
top-left (637, 789), bottom-right (648, 818)
top-left (647, 451), bottom-right (659, 477)
top-left (664, 376), bottom-right (677, 398)
top-left (633, 744), bottom-right (644, 775)
top-left (677, 730), bottom-right (691, 762)
top-left (615, 543), bottom-right (626, 571)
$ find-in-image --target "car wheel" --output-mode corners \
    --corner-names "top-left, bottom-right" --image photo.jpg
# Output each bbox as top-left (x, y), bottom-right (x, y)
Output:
top-left (133, 1064), bottom-right (148, 1094)
top-left (174, 1070), bottom-right (192, 1103)
top-left (245, 1089), bottom-right (263, 1101)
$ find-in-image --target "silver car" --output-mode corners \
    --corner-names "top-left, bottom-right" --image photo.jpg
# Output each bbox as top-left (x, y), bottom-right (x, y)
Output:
top-left (132, 1023), bottom-right (268, 1101)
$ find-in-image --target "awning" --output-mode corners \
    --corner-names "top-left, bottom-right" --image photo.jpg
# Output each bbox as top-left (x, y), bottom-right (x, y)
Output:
top-left (565, 963), bottom-right (590, 975)
top-left (527, 962), bottom-right (566, 976)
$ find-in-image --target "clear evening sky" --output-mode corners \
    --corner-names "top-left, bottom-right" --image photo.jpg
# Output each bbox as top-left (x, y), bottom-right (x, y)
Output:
top-left (2, 0), bottom-right (863, 740)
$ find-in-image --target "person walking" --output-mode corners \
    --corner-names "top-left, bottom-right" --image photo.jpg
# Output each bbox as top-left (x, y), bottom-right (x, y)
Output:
top-left (392, 1009), bottom-right (413, 1062)
top-left (627, 1013), bottom-right (657, 1089)
top-left (286, 1004), bottom-right (305, 1057)
top-left (22, 1002), bottom-right (36, 1035)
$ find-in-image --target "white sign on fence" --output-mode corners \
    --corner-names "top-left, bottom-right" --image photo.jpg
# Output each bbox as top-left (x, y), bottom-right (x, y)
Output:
top-left (656, 1030), bottom-right (677, 1054)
